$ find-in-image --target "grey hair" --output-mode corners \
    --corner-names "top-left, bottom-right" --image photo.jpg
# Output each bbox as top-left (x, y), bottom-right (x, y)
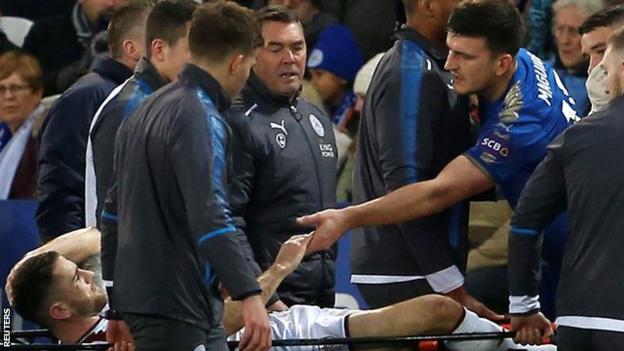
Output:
top-left (553, 0), bottom-right (605, 17)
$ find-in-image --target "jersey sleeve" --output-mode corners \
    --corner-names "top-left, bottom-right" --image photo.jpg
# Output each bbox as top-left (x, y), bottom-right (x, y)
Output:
top-left (464, 80), bottom-right (557, 189)
top-left (465, 120), bottom-right (531, 187)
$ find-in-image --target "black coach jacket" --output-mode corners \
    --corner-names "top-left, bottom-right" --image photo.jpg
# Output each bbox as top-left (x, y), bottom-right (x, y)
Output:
top-left (227, 73), bottom-right (338, 307)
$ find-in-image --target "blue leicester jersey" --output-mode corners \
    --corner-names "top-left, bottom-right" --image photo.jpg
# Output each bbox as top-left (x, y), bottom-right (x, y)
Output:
top-left (465, 49), bottom-right (580, 208)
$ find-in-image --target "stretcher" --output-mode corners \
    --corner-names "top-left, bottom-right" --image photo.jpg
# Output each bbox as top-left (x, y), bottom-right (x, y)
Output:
top-left (9, 329), bottom-right (522, 350)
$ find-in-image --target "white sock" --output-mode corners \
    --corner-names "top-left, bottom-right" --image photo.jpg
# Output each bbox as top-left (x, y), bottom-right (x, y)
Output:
top-left (445, 309), bottom-right (557, 351)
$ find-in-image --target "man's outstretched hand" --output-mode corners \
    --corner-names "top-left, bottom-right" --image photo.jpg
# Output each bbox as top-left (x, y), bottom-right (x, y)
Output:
top-left (296, 209), bottom-right (351, 253)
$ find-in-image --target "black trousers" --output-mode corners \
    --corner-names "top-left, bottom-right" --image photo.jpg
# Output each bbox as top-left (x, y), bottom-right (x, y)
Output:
top-left (123, 312), bottom-right (228, 351)
top-left (558, 326), bottom-right (624, 351)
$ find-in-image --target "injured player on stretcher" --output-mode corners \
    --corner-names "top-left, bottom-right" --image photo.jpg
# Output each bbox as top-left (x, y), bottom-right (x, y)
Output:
top-left (6, 227), bottom-right (555, 350)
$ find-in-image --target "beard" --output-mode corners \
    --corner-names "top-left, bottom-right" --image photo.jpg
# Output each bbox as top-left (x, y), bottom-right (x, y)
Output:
top-left (70, 286), bottom-right (109, 317)
top-left (92, 288), bottom-right (108, 313)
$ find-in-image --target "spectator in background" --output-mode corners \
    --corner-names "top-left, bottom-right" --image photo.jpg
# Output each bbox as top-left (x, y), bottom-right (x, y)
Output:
top-left (265, 0), bottom-right (338, 50)
top-left (308, 25), bottom-right (364, 129)
top-left (352, 53), bottom-right (383, 122)
top-left (580, 5), bottom-right (624, 114)
top-left (36, 2), bottom-right (150, 243)
top-left (22, 0), bottom-right (120, 95)
top-left (550, 0), bottom-right (604, 115)
top-left (527, 0), bottom-right (555, 59)
top-left (307, 25), bottom-right (363, 171)
top-left (0, 52), bottom-right (45, 199)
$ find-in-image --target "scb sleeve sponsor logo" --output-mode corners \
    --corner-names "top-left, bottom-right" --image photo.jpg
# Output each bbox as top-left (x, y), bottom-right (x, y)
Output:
top-left (480, 137), bottom-right (509, 157)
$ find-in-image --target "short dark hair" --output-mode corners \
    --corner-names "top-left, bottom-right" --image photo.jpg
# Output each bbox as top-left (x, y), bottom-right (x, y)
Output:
top-left (10, 251), bottom-right (60, 328)
top-left (579, 5), bottom-right (624, 35)
top-left (255, 5), bottom-right (301, 47)
top-left (609, 26), bottom-right (624, 52)
top-left (108, 1), bottom-right (152, 59)
top-left (447, 0), bottom-right (525, 57)
top-left (145, 0), bottom-right (198, 58)
top-left (189, 1), bottom-right (260, 63)
top-left (256, 5), bottom-right (299, 27)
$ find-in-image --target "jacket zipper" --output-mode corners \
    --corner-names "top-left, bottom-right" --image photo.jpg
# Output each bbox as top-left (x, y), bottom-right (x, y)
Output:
top-left (290, 105), bottom-right (325, 209)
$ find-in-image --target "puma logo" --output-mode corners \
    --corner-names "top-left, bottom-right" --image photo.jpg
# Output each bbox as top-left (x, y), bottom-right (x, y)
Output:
top-left (270, 120), bottom-right (288, 135)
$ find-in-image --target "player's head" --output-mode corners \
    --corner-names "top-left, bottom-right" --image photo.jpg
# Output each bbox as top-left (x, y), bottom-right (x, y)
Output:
top-left (145, 0), bottom-right (198, 81)
top-left (188, 0), bottom-right (260, 97)
top-left (401, 0), bottom-right (462, 46)
top-left (444, 0), bottom-right (525, 98)
top-left (107, 1), bottom-right (151, 64)
top-left (254, 5), bottom-right (306, 99)
top-left (580, 5), bottom-right (624, 73)
top-left (599, 27), bottom-right (624, 101)
top-left (9, 252), bottom-right (107, 329)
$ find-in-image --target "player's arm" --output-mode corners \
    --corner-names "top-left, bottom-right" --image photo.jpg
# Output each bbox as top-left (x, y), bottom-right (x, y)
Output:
top-left (350, 154), bottom-right (494, 224)
top-left (299, 155), bottom-right (494, 252)
top-left (508, 135), bottom-right (567, 345)
top-left (223, 234), bottom-right (312, 335)
top-left (27, 227), bottom-right (100, 262)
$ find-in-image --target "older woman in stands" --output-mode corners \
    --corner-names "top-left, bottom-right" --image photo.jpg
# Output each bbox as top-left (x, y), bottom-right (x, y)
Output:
top-left (0, 51), bottom-right (44, 199)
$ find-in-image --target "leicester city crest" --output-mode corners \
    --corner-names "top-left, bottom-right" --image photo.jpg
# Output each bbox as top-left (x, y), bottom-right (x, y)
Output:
top-left (309, 114), bottom-right (325, 137)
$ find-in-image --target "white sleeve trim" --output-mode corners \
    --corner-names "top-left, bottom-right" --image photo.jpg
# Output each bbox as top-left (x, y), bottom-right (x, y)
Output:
top-left (509, 295), bottom-right (541, 314)
top-left (350, 274), bottom-right (424, 284)
top-left (557, 316), bottom-right (624, 333)
top-left (425, 265), bottom-right (464, 293)
top-left (85, 81), bottom-right (128, 226)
